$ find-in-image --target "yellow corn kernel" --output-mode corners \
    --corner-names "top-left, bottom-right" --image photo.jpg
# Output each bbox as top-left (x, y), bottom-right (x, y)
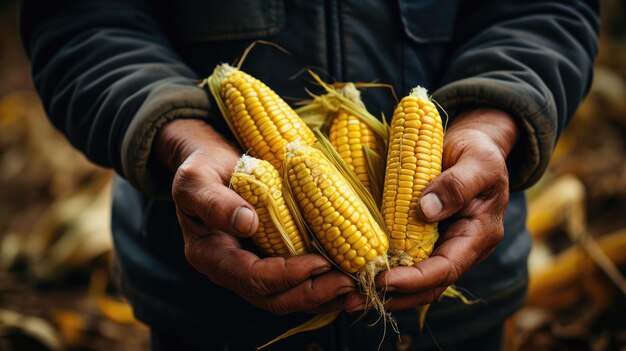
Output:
top-left (328, 110), bottom-right (385, 194)
top-left (231, 155), bottom-right (308, 257)
top-left (284, 142), bottom-right (388, 274)
top-left (210, 64), bottom-right (316, 171)
top-left (382, 86), bottom-right (444, 263)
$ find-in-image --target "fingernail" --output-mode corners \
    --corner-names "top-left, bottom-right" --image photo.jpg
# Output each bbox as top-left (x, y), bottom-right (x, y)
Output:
top-left (311, 265), bottom-right (331, 276)
top-left (337, 286), bottom-right (355, 295)
top-left (232, 207), bottom-right (255, 235)
top-left (420, 193), bottom-right (442, 219)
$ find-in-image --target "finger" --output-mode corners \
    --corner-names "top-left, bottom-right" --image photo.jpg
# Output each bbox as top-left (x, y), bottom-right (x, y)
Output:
top-left (383, 216), bottom-right (500, 292)
top-left (383, 287), bottom-right (447, 311)
top-left (305, 298), bottom-right (345, 314)
top-left (187, 233), bottom-right (334, 295)
top-left (264, 271), bottom-right (356, 315)
top-left (343, 292), bottom-right (367, 312)
top-left (416, 155), bottom-right (501, 222)
top-left (173, 153), bottom-right (259, 237)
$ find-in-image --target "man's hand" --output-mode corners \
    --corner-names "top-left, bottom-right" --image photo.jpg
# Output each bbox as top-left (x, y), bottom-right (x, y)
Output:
top-left (345, 108), bottom-right (518, 312)
top-left (156, 119), bottom-right (355, 315)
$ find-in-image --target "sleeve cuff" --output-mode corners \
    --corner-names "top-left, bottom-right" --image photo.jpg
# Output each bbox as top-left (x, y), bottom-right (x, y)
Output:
top-left (121, 79), bottom-right (211, 198)
top-left (432, 76), bottom-right (557, 191)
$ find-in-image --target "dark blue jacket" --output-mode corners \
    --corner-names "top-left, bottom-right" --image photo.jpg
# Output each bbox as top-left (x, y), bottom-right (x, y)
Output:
top-left (20, 0), bottom-right (599, 349)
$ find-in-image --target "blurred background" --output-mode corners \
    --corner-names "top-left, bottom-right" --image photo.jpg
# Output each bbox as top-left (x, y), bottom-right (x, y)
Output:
top-left (0, 1), bottom-right (625, 350)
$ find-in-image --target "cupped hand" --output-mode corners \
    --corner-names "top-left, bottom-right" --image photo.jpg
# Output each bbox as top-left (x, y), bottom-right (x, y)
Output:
top-left (345, 108), bottom-right (519, 312)
top-left (155, 119), bottom-right (355, 315)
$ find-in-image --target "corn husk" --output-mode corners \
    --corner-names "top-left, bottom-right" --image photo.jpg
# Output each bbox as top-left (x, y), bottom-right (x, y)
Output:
top-left (312, 130), bottom-right (387, 234)
top-left (296, 71), bottom-right (389, 143)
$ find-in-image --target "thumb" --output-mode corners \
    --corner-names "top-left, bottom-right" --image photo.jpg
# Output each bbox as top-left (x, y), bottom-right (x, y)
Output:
top-left (198, 185), bottom-right (260, 238)
top-left (172, 156), bottom-right (259, 238)
top-left (416, 157), bottom-right (491, 222)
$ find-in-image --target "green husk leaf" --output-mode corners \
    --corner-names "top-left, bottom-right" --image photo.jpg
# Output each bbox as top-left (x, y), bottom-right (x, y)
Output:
top-left (295, 98), bottom-right (335, 132)
top-left (280, 183), bottom-right (313, 253)
top-left (298, 109), bottom-right (330, 131)
top-left (281, 151), bottom-right (356, 278)
top-left (363, 145), bottom-right (385, 208)
top-left (265, 184), bottom-right (299, 257)
top-left (207, 63), bottom-right (246, 149)
top-left (312, 130), bottom-right (387, 233)
top-left (307, 71), bottom-right (389, 145)
top-left (256, 311), bottom-right (341, 350)
top-left (231, 173), bottom-right (298, 257)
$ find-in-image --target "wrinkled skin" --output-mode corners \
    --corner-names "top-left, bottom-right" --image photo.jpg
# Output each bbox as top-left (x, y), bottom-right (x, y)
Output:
top-left (345, 108), bottom-right (519, 311)
top-left (156, 106), bottom-right (518, 315)
top-left (155, 119), bottom-right (355, 315)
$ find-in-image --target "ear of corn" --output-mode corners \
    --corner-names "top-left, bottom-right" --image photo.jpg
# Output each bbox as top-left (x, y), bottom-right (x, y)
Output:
top-left (208, 64), bottom-right (316, 171)
top-left (295, 74), bottom-right (388, 203)
top-left (380, 87), bottom-right (474, 329)
top-left (283, 141), bottom-right (390, 319)
top-left (284, 142), bottom-right (388, 274)
top-left (382, 86), bottom-right (444, 263)
top-left (313, 129), bottom-right (385, 233)
top-left (231, 155), bottom-right (310, 257)
top-left (326, 85), bottom-right (385, 197)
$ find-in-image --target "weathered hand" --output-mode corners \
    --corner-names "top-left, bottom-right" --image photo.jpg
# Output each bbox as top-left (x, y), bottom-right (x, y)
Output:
top-left (345, 108), bottom-right (519, 312)
top-left (156, 119), bottom-right (355, 315)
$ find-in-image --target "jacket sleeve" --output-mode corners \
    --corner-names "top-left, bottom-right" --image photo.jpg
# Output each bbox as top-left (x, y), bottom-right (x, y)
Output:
top-left (20, 0), bottom-right (211, 197)
top-left (432, 0), bottom-right (599, 191)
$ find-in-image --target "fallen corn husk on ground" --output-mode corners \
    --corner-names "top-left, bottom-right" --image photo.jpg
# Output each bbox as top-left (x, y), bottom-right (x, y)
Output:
top-left (526, 175), bottom-right (626, 308)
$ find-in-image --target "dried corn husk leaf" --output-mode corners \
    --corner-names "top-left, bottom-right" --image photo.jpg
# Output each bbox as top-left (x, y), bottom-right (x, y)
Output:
top-left (527, 174), bottom-right (585, 240)
top-left (257, 311), bottom-right (341, 350)
top-left (528, 228), bottom-right (626, 310)
top-left (312, 130), bottom-right (387, 233)
top-left (24, 173), bottom-right (113, 281)
top-left (97, 297), bottom-right (138, 325)
top-left (0, 309), bottom-right (63, 351)
top-left (50, 309), bottom-right (85, 347)
top-left (296, 71), bottom-right (389, 144)
top-left (363, 145), bottom-right (385, 208)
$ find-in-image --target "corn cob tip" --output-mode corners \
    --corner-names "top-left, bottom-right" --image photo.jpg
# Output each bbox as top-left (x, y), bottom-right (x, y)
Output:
top-left (409, 86), bottom-right (429, 100)
top-left (338, 83), bottom-right (366, 109)
top-left (285, 140), bottom-right (304, 156)
top-left (212, 63), bottom-right (238, 82)
top-left (234, 154), bottom-right (259, 175)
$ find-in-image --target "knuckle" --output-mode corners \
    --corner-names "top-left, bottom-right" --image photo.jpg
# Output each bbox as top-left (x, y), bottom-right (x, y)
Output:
top-left (443, 256), bottom-right (464, 285)
top-left (493, 222), bottom-right (505, 242)
top-left (202, 190), bottom-right (221, 216)
top-left (183, 241), bottom-right (205, 275)
top-left (248, 274), bottom-right (270, 297)
top-left (444, 171), bottom-right (468, 206)
top-left (175, 160), bottom-right (201, 184)
top-left (171, 163), bottom-right (200, 201)
top-left (267, 299), bottom-right (291, 316)
top-left (425, 290), bottom-right (440, 305)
